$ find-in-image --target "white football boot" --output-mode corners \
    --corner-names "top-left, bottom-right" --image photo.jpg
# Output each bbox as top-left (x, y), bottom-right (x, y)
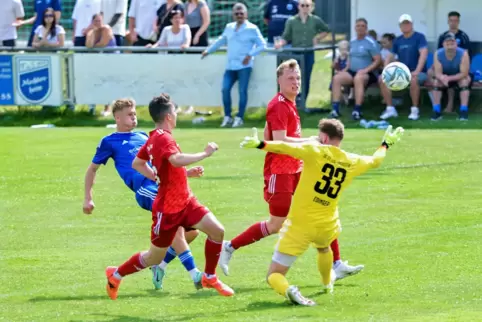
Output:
top-left (286, 285), bottom-right (316, 306)
top-left (218, 241), bottom-right (234, 276)
top-left (334, 261), bottom-right (364, 281)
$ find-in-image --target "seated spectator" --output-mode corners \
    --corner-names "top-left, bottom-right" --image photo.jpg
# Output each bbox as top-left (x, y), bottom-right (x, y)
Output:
top-left (154, 0), bottom-right (184, 41)
top-left (330, 40), bottom-right (350, 103)
top-left (380, 33), bottom-right (395, 62)
top-left (184, 0), bottom-right (210, 47)
top-left (2, 0), bottom-right (25, 47)
top-left (330, 18), bottom-right (381, 120)
top-left (85, 13), bottom-right (117, 49)
top-left (32, 8), bottom-right (65, 48)
top-left (379, 14), bottom-right (428, 121)
top-left (147, 10), bottom-right (191, 50)
top-left (432, 11), bottom-right (471, 114)
top-left (368, 29), bottom-right (380, 48)
top-left (431, 32), bottom-right (470, 121)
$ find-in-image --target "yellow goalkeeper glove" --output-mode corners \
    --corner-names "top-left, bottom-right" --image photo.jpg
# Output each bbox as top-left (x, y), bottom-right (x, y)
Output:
top-left (381, 125), bottom-right (404, 148)
top-left (240, 127), bottom-right (262, 149)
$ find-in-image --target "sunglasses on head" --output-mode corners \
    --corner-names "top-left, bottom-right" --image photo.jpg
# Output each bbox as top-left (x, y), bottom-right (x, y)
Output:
top-left (45, 14), bottom-right (54, 17)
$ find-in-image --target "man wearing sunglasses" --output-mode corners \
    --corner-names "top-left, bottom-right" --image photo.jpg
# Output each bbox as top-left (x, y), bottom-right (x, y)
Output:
top-left (202, 3), bottom-right (266, 128)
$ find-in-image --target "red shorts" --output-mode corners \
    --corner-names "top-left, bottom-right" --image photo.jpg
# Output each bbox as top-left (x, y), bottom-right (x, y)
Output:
top-left (150, 197), bottom-right (210, 248)
top-left (263, 173), bottom-right (301, 217)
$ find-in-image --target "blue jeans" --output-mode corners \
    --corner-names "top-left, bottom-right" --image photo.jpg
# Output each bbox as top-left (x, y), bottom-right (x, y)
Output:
top-left (297, 51), bottom-right (315, 100)
top-left (222, 67), bottom-right (252, 119)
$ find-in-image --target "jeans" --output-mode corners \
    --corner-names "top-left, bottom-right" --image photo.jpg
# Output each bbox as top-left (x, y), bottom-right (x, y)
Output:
top-left (222, 67), bottom-right (252, 119)
top-left (297, 51), bottom-right (315, 100)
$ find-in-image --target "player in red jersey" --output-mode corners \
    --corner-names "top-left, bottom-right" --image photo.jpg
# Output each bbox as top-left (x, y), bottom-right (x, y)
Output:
top-left (219, 59), bottom-right (364, 280)
top-left (105, 94), bottom-right (234, 300)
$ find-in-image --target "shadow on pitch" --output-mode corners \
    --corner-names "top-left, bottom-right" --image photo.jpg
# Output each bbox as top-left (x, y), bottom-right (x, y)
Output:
top-left (29, 290), bottom-right (170, 302)
top-left (71, 313), bottom-right (165, 322)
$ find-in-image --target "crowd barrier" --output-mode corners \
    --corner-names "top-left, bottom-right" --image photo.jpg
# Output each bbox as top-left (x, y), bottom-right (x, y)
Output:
top-left (0, 45), bottom-right (334, 109)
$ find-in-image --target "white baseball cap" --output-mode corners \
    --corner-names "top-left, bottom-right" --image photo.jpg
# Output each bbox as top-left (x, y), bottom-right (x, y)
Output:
top-left (399, 14), bottom-right (413, 23)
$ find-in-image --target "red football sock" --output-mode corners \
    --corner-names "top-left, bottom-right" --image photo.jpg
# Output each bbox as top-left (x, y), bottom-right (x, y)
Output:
top-left (230, 221), bottom-right (270, 250)
top-left (331, 239), bottom-right (341, 262)
top-left (204, 238), bottom-right (222, 275)
top-left (117, 252), bottom-right (146, 277)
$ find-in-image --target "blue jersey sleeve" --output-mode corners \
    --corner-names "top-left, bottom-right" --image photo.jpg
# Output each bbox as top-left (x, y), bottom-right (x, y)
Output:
top-left (92, 137), bottom-right (112, 165)
top-left (53, 0), bottom-right (62, 11)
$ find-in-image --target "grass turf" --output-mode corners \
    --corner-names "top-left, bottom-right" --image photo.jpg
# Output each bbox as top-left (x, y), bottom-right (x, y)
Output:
top-left (1, 127), bottom-right (481, 321)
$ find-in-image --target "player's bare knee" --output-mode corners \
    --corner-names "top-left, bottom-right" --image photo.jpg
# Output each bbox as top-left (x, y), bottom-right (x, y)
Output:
top-left (266, 217), bottom-right (284, 234)
top-left (208, 225), bottom-right (224, 242)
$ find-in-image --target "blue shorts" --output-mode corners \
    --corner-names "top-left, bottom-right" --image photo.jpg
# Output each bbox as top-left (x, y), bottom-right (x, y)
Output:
top-left (135, 180), bottom-right (158, 211)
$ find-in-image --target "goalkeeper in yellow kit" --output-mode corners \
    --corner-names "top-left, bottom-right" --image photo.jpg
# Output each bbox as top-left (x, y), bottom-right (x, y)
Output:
top-left (240, 119), bottom-right (404, 306)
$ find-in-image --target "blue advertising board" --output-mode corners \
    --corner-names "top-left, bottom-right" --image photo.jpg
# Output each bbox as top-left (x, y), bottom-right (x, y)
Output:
top-left (0, 55), bottom-right (15, 105)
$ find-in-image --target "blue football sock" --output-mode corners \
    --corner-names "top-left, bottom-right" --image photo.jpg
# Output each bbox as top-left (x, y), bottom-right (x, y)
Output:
top-left (354, 104), bottom-right (361, 113)
top-left (460, 105), bottom-right (468, 112)
top-left (162, 247), bottom-right (177, 265)
top-left (178, 250), bottom-right (197, 273)
top-left (433, 104), bottom-right (441, 113)
top-left (332, 102), bottom-right (340, 113)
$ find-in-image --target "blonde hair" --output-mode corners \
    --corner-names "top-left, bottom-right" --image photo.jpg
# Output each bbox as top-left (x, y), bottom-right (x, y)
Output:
top-left (277, 59), bottom-right (300, 77)
top-left (111, 98), bottom-right (136, 115)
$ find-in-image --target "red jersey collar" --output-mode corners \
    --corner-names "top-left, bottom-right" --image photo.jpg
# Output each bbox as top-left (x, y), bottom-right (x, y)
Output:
top-left (149, 128), bottom-right (172, 136)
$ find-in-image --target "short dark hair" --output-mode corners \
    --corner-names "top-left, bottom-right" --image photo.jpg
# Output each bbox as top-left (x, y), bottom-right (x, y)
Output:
top-left (318, 118), bottom-right (345, 140)
top-left (382, 33), bottom-right (396, 41)
top-left (355, 18), bottom-right (368, 25)
top-left (148, 93), bottom-right (175, 123)
top-left (448, 11), bottom-right (460, 18)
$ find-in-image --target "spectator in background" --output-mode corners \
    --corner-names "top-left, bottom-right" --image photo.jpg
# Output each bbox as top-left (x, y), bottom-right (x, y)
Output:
top-left (32, 8), bottom-right (65, 48)
top-left (72, 0), bottom-right (101, 46)
top-left (13, 0), bottom-right (61, 47)
top-left (380, 33), bottom-right (395, 61)
top-left (275, 0), bottom-right (329, 103)
top-left (101, 0), bottom-right (128, 46)
top-left (263, 0), bottom-right (298, 46)
top-left (379, 14), bottom-right (428, 121)
top-left (1, 0), bottom-right (25, 47)
top-left (128, 0), bottom-right (162, 46)
top-left (433, 11), bottom-right (471, 114)
top-left (330, 40), bottom-right (350, 104)
top-left (368, 29), bottom-right (381, 49)
top-left (85, 13), bottom-right (117, 49)
top-left (154, 0), bottom-right (184, 42)
top-left (330, 18), bottom-right (381, 120)
top-left (184, 0), bottom-right (210, 47)
top-left (202, 3), bottom-right (266, 128)
top-left (431, 32), bottom-right (471, 121)
top-left (147, 10), bottom-right (191, 49)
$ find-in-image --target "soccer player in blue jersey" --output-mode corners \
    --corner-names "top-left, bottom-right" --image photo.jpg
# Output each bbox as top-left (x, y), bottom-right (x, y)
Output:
top-left (83, 98), bottom-right (204, 290)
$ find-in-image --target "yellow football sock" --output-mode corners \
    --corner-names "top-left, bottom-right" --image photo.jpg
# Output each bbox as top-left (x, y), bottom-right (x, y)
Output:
top-left (267, 273), bottom-right (290, 296)
top-left (317, 249), bottom-right (333, 285)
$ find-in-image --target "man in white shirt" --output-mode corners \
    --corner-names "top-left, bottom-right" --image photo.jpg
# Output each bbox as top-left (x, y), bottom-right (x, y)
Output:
top-left (128, 0), bottom-right (163, 46)
top-left (0, 0), bottom-right (25, 46)
top-left (101, 0), bottom-right (128, 46)
top-left (72, 0), bottom-right (102, 46)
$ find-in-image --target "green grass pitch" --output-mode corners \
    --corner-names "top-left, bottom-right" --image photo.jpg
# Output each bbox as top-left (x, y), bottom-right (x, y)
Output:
top-left (1, 127), bottom-right (481, 321)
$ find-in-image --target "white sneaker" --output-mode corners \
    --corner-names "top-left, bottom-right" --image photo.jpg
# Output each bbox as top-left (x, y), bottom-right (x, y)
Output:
top-left (232, 116), bottom-right (244, 128)
top-left (408, 106), bottom-right (420, 120)
top-left (380, 106), bottom-right (398, 120)
top-left (286, 285), bottom-right (316, 306)
top-left (218, 241), bottom-right (233, 276)
top-left (334, 260), bottom-right (364, 281)
top-left (220, 116), bottom-right (232, 127)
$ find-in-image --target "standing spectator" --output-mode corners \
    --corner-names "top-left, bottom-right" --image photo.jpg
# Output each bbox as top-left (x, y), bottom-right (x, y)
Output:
top-left (13, 0), bottom-right (61, 47)
top-left (275, 0), bottom-right (329, 103)
top-left (154, 0), bottom-right (184, 42)
top-left (1, 0), bottom-right (25, 47)
top-left (434, 11), bottom-right (471, 114)
top-left (202, 3), bottom-right (266, 128)
top-left (330, 18), bottom-right (381, 120)
top-left (431, 32), bottom-right (471, 121)
top-left (147, 10), bottom-right (191, 49)
top-left (379, 14), bottom-right (428, 121)
top-left (128, 0), bottom-right (162, 46)
top-left (264, 0), bottom-right (298, 46)
top-left (72, 0), bottom-right (102, 46)
top-left (32, 8), bottom-right (65, 48)
top-left (184, 0), bottom-right (210, 47)
top-left (101, 0), bottom-right (128, 46)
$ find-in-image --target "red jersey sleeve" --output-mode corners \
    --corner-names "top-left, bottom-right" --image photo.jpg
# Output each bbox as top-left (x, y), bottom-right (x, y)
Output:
top-left (267, 101), bottom-right (290, 131)
top-left (159, 134), bottom-right (180, 160)
top-left (137, 142), bottom-right (149, 160)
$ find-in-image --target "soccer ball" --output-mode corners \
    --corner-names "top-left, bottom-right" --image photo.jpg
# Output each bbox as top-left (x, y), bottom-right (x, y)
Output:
top-left (382, 62), bottom-right (411, 91)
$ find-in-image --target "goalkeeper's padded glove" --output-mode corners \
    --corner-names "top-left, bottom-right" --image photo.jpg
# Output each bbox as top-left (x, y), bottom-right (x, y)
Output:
top-left (240, 127), bottom-right (264, 149)
top-left (381, 125), bottom-right (404, 149)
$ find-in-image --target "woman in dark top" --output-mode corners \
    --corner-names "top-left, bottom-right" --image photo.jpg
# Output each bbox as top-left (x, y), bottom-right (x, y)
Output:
top-left (184, 0), bottom-right (210, 47)
top-left (154, 0), bottom-right (184, 41)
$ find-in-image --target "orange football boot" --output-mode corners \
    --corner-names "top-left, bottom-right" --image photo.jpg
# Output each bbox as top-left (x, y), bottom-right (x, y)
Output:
top-left (105, 266), bottom-right (122, 300)
top-left (201, 275), bottom-right (234, 297)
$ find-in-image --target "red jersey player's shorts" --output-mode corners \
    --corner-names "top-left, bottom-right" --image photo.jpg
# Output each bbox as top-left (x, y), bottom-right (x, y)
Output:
top-left (264, 172), bottom-right (301, 217)
top-left (150, 197), bottom-right (210, 248)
